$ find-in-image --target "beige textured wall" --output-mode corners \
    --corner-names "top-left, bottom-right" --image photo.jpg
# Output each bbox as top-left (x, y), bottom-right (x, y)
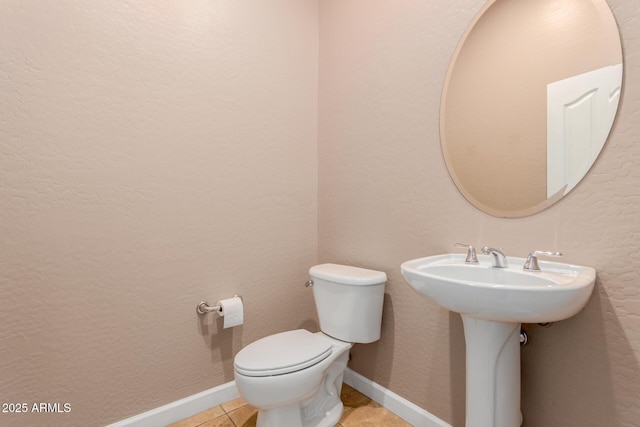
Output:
top-left (319, 0), bottom-right (639, 426)
top-left (0, 1), bottom-right (318, 426)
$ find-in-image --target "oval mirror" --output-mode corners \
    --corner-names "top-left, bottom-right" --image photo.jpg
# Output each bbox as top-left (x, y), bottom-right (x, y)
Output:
top-left (440, 0), bottom-right (623, 217)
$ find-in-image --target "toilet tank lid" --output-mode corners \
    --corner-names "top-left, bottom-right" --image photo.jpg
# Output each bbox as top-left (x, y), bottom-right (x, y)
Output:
top-left (309, 264), bottom-right (387, 286)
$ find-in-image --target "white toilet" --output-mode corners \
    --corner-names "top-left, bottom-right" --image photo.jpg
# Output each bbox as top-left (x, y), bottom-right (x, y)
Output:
top-left (233, 263), bottom-right (387, 427)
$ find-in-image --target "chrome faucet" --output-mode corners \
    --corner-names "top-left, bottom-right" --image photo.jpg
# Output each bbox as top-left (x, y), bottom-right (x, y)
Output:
top-left (523, 250), bottom-right (563, 271)
top-left (481, 246), bottom-right (508, 268)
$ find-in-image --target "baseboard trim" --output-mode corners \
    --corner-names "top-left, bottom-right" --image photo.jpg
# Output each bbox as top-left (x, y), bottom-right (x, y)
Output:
top-left (107, 369), bottom-right (450, 427)
top-left (343, 368), bottom-right (452, 427)
top-left (105, 381), bottom-right (239, 427)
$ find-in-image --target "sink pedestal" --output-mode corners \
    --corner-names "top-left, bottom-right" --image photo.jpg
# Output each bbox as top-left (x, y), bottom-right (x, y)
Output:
top-left (461, 315), bottom-right (522, 427)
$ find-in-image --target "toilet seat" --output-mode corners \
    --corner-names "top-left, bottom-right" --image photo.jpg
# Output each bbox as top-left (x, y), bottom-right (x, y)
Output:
top-left (234, 329), bottom-right (333, 377)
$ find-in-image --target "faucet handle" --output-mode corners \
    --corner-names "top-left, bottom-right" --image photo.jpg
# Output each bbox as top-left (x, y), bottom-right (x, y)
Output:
top-left (523, 250), bottom-right (563, 271)
top-left (455, 243), bottom-right (479, 264)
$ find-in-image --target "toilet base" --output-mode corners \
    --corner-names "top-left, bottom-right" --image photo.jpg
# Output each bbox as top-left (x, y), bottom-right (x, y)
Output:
top-left (253, 338), bottom-right (350, 427)
top-left (308, 400), bottom-right (344, 427)
top-left (256, 400), bottom-right (343, 427)
top-left (256, 402), bottom-right (303, 427)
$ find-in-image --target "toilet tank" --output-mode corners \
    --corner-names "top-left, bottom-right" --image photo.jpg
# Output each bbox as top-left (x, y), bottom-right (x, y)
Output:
top-left (309, 264), bottom-right (386, 344)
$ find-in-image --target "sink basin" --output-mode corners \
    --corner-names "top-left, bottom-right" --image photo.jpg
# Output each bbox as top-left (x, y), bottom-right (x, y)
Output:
top-left (401, 253), bottom-right (596, 323)
top-left (401, 253), bottom-right (596, 427)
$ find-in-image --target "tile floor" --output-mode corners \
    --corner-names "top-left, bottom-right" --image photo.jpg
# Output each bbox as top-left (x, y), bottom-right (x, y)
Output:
top-left (167, 383), bottom-right (411, 427)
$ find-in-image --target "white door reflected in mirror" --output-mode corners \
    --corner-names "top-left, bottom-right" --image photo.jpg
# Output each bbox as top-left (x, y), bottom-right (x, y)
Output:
top-left (547, 64), bottom-right (623, 198)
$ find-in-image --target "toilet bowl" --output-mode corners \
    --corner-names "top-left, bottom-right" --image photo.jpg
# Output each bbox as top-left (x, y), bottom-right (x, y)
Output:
top-left (233, 264), bottom-right (387, 427)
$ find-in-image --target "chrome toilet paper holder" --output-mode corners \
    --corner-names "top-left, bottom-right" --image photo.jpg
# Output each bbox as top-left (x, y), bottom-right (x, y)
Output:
top-left (196, 295), bottom-right (243, 315)
top-left (196, 301), bottom-right (222, 315)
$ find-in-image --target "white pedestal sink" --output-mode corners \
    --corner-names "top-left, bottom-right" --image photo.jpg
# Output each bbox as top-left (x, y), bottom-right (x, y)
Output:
top-left (401, 253), bottom-right (596, 427)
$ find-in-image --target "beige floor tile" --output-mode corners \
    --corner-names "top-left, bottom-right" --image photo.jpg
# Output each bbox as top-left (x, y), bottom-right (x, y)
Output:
top-left (341, 384), bottom-right (373, 408)
top-left (166, 405), bottom-right (225, 427)
top-left (227, 404), bottom-right (258, 427)
top-left (339, 383), bottom-right (373, 424)
top-left (199, 414), bottom-right (236, 427)
top-left (221, 396), bottom-right (248, 414)
top-left (339, 399), bottom-right (411, 427)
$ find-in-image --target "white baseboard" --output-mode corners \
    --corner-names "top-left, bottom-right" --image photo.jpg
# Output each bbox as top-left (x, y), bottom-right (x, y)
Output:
top-left (343, 368), bottom-right (452, 427)
top-left (107, 369), bottom-right (450, 427)
top-left (105, 381), bottom-right (239, 427)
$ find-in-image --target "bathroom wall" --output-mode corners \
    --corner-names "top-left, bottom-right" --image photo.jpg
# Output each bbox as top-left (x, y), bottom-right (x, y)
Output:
top-left (318, 0), bottom-right (640, 426)
top-left (0, 2), bottom-right (318, 426)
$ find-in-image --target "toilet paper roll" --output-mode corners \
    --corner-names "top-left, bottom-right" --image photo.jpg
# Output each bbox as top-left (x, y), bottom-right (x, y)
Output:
top-left (217, 296), bottom-right (244, 329)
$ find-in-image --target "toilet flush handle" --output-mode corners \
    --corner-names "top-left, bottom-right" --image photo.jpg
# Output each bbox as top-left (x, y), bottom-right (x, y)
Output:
top-left (305, 280), bottom-right (314, 287)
